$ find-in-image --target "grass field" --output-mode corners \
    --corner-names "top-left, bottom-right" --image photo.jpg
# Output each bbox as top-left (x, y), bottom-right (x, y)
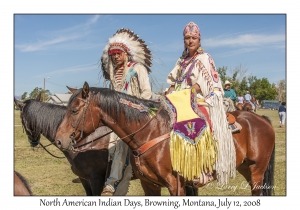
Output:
top-left (14, 109), bottom-right (286, 196)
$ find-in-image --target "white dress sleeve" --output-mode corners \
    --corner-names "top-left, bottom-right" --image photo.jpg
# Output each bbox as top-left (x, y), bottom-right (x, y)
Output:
top-left (166, 58), bottom-right (181, 86)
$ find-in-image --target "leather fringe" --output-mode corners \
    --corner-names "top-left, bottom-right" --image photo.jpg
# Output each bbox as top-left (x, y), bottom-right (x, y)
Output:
top-left (170, 127), bottom-right (218, 181)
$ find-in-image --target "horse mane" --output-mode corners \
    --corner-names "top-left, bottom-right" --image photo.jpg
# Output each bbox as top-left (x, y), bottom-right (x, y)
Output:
top-left (14, 171), bottom-right (33, 195)
top-left (223, 98), bottom-right (237, 112)
top-left (70, 87), bottom-right (170, 124)
top-left (22, 99), bottom-right (66, 141)
top-left (262, 115), bottom-right (272, 125)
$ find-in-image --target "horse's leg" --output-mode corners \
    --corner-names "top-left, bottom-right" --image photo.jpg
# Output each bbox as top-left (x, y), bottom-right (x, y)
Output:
top-left (79, 178), bottom-right (93, 196)
top-left (165, 175), bottom-right (185, 196)
top-left (140, 180), bottom-right (162, 196)
top-left (185, 186), bottom-right (198, 196)
top-left (248, 164), bottom-right (266, 196)
top-left (90, 172), bottom-right (106, 196)
top-left (236, 162), bottom-right (252, 190)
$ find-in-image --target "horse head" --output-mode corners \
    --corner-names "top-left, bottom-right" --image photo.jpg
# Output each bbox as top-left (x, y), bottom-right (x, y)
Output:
top-left (55, 82), bottom-right (105, 148)
top-left (14, 96), bottom-right (42, 147)
top-left (223, 98), bottom-right (236, 112)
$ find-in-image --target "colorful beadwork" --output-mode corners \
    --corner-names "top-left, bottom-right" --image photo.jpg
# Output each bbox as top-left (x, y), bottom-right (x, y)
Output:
top-left (119, 98), bottom-right (158, 116)
top-left (119, 98), bottom-right (148, 112)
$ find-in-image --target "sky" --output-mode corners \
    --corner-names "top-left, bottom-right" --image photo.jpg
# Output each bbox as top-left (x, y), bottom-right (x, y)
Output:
top-left (3, 0), bottom-right (299, 207)
top-left (14, 14), bottom-right (286, 97)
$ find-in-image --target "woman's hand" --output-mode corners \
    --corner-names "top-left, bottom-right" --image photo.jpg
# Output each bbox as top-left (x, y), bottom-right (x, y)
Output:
top-left (192, 83), bottom-right (202, 95)
top-left (166, 85), bottom-right (175, 95)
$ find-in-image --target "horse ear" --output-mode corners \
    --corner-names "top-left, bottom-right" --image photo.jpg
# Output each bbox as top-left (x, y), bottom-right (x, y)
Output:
top-left (82, 82), bottom-right (89, 99)
top-left (14, 97), bottom-right (25, 109)
top-left (66, 86), bottom-right (77, 94)
top-left (35, 92), bottom-right (42, 101)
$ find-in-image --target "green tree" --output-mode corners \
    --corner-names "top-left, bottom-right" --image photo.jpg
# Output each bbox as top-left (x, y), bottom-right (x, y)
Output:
top-left (218, 64), bottom-right (248, 94)
top-left (217, 66), bottom-right (228, 84)
top-left (251, 78), bottom-right (277, 101)
top-left (21, 92), bottom-right (28, 101)
top-left (237, 77), bottom-right (248, 95)
top-left (248, 76), bottom-right (259, 96)
top-left (29, 87), bottom-right (51, 101)
top-left (275, 79), bottom-right (286, 102)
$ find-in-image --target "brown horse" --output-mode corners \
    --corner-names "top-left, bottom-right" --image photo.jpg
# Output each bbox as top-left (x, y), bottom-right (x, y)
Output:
top-left (243, 102), bottom-right (254, 112)
top-left (55, 82), bottom-right (275, 196)
top-left (236, 103), bottom-right (243, 111)
top-left (14, 96), bottom-right (113, 196)
top-left (236, 102), bottom-right (254, 112)
top-left (14, 171), bottom-right (32, 196)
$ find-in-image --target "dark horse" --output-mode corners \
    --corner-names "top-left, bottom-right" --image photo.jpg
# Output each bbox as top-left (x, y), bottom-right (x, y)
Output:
top-left (55, 82), bottom-right (275, 196)
top-left (14, 96), bottom-right (112, 196)
top-left (14, 170), bottom-right (32, 196)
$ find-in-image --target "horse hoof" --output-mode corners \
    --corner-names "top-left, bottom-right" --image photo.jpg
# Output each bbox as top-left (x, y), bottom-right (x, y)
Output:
top-left (72, 177), bottom-right (81, 183)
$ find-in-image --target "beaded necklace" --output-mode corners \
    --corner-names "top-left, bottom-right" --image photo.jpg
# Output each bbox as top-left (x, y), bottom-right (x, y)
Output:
top-left (176, 52), bottom-right (199, 85)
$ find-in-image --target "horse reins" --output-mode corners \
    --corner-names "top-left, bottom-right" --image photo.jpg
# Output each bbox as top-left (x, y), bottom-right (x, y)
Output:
top-left (38, 142), bottom-right (65, 158)
top-left (69, 94), bottom-right (174, 191)
top-left (69, 96), bottom-right (92, 146)
top-left (72, 130), bottom-right (113, 152)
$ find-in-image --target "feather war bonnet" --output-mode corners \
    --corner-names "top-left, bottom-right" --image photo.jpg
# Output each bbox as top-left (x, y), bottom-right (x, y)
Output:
top-left (101, 28), bottom-right (153, 80)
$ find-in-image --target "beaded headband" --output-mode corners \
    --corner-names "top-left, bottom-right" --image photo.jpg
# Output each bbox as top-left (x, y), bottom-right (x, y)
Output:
top-left (108, 43), bottom-right (130, 55)
top-left (183, 22), bottom-right (201, 39)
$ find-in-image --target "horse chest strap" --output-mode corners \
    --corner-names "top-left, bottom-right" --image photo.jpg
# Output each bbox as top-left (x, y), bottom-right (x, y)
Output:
top-left (132, 133), bottom-right (170, 176)
top-left (132, 133), bottom-right (170, 157)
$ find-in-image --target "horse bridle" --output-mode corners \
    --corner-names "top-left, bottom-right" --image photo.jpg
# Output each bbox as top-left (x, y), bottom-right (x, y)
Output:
top-left (68, 93), bottom-right (115, 152)
top-left (69, 92), bottom-right (164, 150)
top-left (68, 92), bottom-right (174, 189)
top-left (69, 93), bottom-right (94, 146)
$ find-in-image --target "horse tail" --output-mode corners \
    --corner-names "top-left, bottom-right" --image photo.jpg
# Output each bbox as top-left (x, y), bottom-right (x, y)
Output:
top-left (262, 145), bottom-right (275, 196)
top-left (261, 115), bottom-right (275, 196)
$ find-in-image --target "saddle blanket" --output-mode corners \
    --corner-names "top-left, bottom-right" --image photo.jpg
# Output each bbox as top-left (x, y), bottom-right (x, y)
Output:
top-left (163, 89), bottom-right (218, 181)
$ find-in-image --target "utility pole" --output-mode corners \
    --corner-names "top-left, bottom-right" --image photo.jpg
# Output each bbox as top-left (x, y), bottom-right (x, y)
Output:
top-left (43, 77), bottom-right (49, 102)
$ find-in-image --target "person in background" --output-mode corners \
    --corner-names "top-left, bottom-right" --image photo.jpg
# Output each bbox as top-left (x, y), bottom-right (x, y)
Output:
top-left (278, 102), bottom-right (286, 128)
top-left (237, 93), bottom-right (244, 105)
top-left (223, 80), bottom-right (237, 102)
top-left (244, 91), bottom-right (255, 110)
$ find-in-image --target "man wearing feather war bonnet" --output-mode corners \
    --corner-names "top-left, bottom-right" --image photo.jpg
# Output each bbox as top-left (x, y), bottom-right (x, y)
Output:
top-left (100, 28), bottom-right (153, 196)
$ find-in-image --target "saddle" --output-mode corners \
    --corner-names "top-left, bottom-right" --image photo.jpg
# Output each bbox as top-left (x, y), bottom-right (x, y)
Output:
top-left (226, 112), bottom-right (236, 124)
top-left (226, 112), bottom-right (242, 133)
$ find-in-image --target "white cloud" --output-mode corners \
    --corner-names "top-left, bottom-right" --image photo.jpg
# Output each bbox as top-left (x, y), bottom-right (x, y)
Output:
top-left (16, 15), bottom-right (101, 52)
top-left (16, 34), bottom-right (81, 52)
top-left (87, 15), bottom-right (100, 25)
top-left (213, 47), bottom-right (260, 57)
top-left (204, 33), bottom-right (285, 48)
top-left (34, 63), bottom-right (99, 78)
